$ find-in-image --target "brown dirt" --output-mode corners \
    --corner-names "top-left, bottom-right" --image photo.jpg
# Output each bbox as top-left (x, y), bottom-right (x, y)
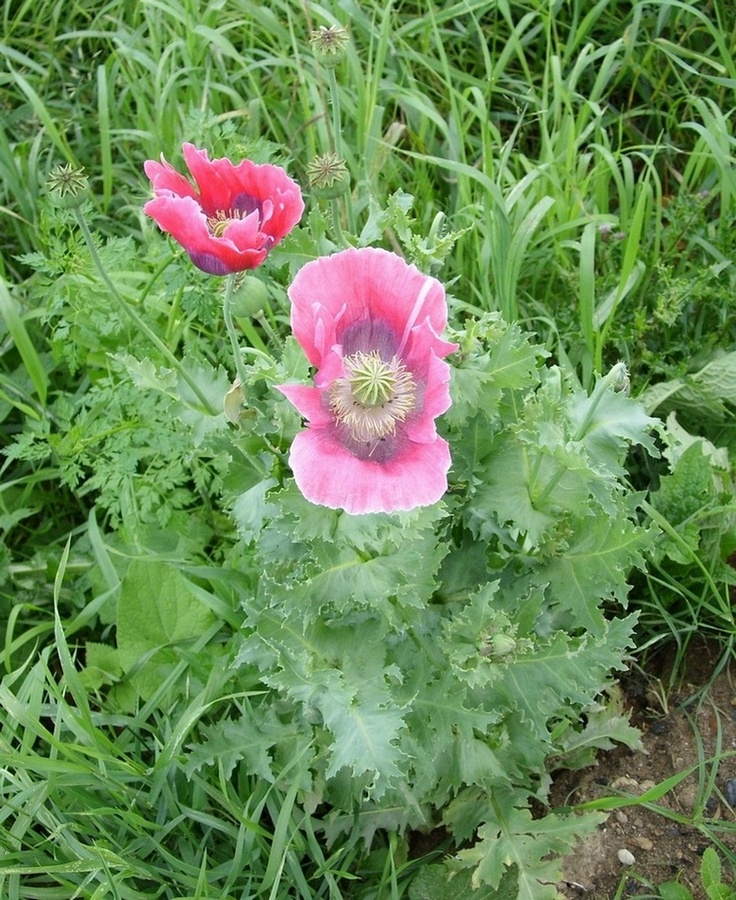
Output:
top-left (552, 638), bottom-right (736, 898)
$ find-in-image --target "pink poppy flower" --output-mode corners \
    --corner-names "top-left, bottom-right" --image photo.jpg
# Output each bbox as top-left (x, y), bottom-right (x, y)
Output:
top-left (143, 143), bottom-right (304, 275)
top-left (278, 248), bottom-right (456, 514)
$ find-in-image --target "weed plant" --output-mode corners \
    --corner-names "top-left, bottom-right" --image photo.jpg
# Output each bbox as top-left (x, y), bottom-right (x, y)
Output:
top-left (1, 0), bottom-right (736, 897)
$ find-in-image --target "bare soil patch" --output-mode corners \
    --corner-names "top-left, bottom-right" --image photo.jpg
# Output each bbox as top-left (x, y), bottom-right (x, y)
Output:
top-left (553, 639), bottom-right (736, 898)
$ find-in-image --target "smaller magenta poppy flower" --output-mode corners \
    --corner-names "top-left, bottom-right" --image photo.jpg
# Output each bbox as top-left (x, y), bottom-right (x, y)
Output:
top-left (143, 143), bottom-right (304, 275)
top-left (278, 248), bottom-right (457, 514)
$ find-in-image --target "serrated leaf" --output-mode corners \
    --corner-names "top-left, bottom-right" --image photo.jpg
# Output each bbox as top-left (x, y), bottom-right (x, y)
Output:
top-left (457, 787), bottom-right (605, 898)
top-left (540, 514), bottom-right (650, 634)
top-left (323, 799), bottom-right (427, 847)
top-left (570, 382), bottom-right (659, 473)
top-left (237, 611), bottom-right (407, 797)
top-left (184, 710), bottom-right (280, 782)
top-left (409, 863), bottom-right (506, 899)
top-left (175, 357), bottom-right (230, 443)
top-left (404, 672), bottom-right (505, 797)
top-left (115, 353), bottom-right (178, 394)
top-left (447, 316), bottom-right (542, 429)
top-left (700, 845), bottom-right (723, 891)
top-left (486, 320), bottom-right (546, 391)
top-left (446, 359), bottom-right (499, 429)
top-left (554, 690), bottom-right (642, 770)
top-left (493, 619), bottom-right (636, 748)
top-left (467, 443), bottom-right (556, 546)
top-left (317, 675), bottom-right (407, 797)
top-left (231, 477), bottom-right (278, 543)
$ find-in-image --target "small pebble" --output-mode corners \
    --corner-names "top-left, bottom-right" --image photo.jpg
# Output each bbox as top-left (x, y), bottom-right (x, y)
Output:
top-left (618, 848), bottom-right (636, 866)
top-left (631, 836), bottom-right (654, 851)
top-left (725, 777), bottom-right (736, 808)
top-left (615, 810), bottom-right (629, 824)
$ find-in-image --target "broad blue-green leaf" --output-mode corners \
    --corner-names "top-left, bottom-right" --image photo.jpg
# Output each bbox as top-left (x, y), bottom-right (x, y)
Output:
top-left (540, 513), bottom-right (651, 633)
top-left (317, 674), bottom-right (408, 797)
top-left (231, 477), bottom-right (278, 543)
top-left (184, 707), bottom-right (286, 782)
top-left (650, 440), bottom-right (718, 562)
top-left (446, 315), bottom-right (543, 428)
top-left (409, 863), bottom-right (506, 899)
top-left (117, 560), bottom-right (216, 700)
top-left (570, 380), bottom-right (658, 474)
top-left (492, 618), bottom-right (636, 746)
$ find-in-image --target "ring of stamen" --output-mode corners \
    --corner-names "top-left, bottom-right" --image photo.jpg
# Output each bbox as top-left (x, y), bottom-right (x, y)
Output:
top-left (207, 209), bottom-right (251, 237)
top-left (329, 350), bottom-right (416, 442)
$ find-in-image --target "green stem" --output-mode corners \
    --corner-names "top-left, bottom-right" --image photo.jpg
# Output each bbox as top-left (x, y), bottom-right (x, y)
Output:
top-left (531, 460), bottom-right (567, 509)
top-left (74, 210), bottom-right (218, 415)
top-left (222, 274), bottom-right (251, 387)
top-left (326, 68), bottom-right (356, 235)
top-left (330, 198), bottom-right (348, 246)
top-left (327, 68), bottom-right (342, 158)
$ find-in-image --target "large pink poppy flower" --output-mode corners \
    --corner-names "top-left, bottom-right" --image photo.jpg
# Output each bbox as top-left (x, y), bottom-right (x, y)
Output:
top-left (278, 248), bottom-right (456, 514)
top-left (143, 143), bottom-right (304, 275)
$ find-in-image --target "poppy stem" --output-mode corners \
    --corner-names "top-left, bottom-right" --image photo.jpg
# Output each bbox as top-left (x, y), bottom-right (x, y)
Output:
top-left (326, 67), bottom-right (356, 235)
top-left (222, 274), bottom-right (252, 389)
top-left (74, 209), bottom-right (219, 416)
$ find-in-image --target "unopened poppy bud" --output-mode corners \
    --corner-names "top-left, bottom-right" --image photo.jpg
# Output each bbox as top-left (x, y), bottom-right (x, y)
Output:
top-left (47, 162), bottom-right (89, 208)
top-left (489, 634), bottom-right (516, 657)
top-left (309, 24), bottom-right (349, 66)
top-left (306, 152), bottom-right (350, 199)
top-left (609, 361), bottom-right (630, 394)
top-left (230, 275), bottom-right (270, 317)
top-left (224, 380), bottom-right (245, 424)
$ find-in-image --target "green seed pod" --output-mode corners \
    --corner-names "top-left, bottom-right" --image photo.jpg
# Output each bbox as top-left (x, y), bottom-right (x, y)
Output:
top-left (309, 25), bottom-right (350, 67)
top-left (307, 152), bottom-right (350, 200)
top-left (46, 163), bottom-right (89, 208)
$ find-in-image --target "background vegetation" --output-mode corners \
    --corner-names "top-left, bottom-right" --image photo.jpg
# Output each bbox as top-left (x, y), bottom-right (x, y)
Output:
top-left (1, 0), bottom-right (735, 896)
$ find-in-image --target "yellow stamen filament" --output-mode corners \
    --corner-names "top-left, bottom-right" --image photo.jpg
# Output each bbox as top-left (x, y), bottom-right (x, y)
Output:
top-left (207, 209), bottom-right (247, 237)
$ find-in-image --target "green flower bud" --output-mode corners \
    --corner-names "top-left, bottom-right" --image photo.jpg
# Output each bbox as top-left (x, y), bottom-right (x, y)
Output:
top-left (488, 634), bottom-right (516, 657)
top-left (224, 380), bottom-right (245, 425)
top-left (230, 275), bottom-right (269, 317)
